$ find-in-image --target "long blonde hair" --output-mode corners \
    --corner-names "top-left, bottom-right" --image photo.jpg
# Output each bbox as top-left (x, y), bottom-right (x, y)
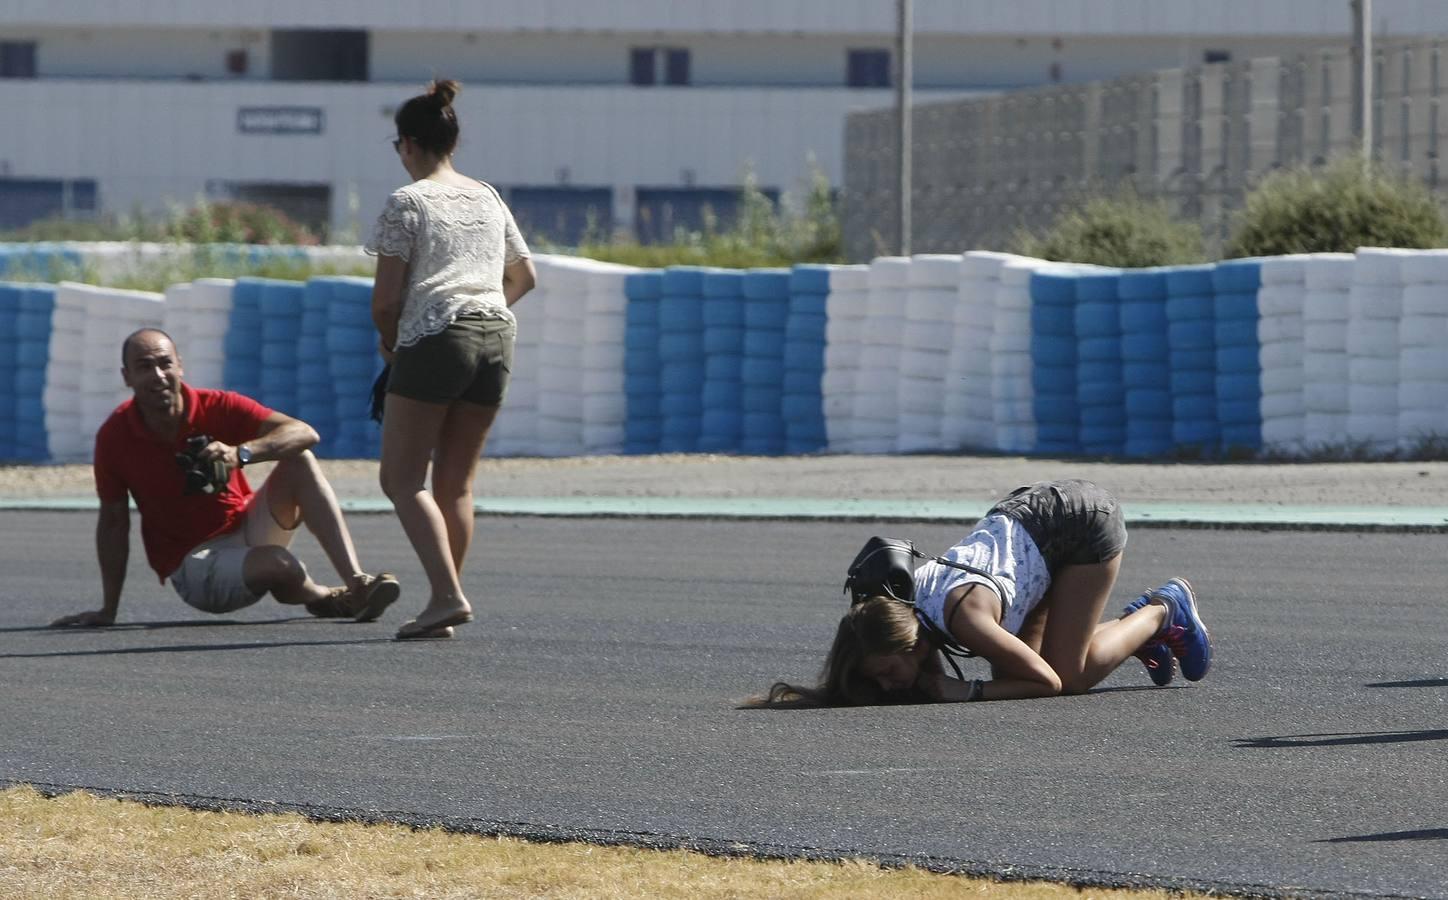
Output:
top-left (743, 597), bottom-right (923, 708)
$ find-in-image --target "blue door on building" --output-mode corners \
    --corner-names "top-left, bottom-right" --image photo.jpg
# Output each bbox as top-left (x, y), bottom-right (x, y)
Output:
top-left (0, 178), bottom-right (97, 231)
top-left (507, 187), bottom-right (613, 247)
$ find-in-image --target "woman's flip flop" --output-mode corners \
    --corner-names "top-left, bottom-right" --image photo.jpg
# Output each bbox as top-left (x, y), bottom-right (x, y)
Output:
top-left (393, 625), bottom-right (455, 641)
top-left (394, 610), bottom-right (473, 640)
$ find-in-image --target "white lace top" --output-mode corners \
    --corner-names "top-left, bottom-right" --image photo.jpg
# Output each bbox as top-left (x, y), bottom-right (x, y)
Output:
top-left (911, 515), bottom-right (1053, 638)
top-left (365, 179), bottom-right (531, 348)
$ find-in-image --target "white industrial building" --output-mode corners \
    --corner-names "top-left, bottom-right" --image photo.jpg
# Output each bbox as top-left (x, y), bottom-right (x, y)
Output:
top-left (0, 1), bottom-right (1442, 242)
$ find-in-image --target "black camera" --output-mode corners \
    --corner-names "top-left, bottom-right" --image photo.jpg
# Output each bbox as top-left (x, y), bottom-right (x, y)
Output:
top-left (175, 434), bottom-right (230, 496)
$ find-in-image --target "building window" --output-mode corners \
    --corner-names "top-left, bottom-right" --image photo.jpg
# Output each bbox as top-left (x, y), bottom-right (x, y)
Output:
top-left (271, 30), bottom-right (368, 82)
top-left (847, 49), bottom-right (891, 88)
top-left (508, 186), bottom-right (614, 246)
top-left (634, 186), bottom-right (779, 245)
top-left (630, 47), bottom-right (690, 86)
top-left (1204, 49), bottom-right (1232, 64)
top-left (0, 42), bottom-right (37, 79)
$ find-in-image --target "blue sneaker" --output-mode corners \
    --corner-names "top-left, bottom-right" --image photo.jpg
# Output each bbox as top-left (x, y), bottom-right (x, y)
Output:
top-left (1151, 577), bottom-right (1211, 681)
top-left (1123, 595), bottom-right (1175, 686)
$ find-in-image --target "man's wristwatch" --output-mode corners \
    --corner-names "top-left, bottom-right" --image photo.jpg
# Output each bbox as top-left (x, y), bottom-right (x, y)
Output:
top-left (237, 445), bottom-right (253, 468)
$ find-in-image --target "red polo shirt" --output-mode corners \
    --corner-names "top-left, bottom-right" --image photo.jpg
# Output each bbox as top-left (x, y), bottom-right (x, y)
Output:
top-left (94, 383), bottom-right (273, 581)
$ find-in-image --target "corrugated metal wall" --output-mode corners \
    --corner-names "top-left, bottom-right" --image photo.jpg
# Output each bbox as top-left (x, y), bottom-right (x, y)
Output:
top-left (843, 40), bottom-right (1448, 260)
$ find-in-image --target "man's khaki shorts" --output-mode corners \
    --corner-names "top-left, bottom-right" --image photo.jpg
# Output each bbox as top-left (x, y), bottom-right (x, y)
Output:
top-left (168, 479), bottom-right (301, 614)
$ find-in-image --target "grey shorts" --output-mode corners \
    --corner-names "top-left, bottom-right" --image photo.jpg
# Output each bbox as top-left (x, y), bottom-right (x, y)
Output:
top-left (388, 311), bottom-right (516, 407)
top-left (988, 479), bottom-right (1127, 574)
top-left (168, 479), bottom-right (301, 614)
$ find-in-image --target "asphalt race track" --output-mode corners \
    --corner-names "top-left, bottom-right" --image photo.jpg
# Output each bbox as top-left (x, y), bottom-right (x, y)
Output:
top-left (2, 511), bottom-right (1445, 897)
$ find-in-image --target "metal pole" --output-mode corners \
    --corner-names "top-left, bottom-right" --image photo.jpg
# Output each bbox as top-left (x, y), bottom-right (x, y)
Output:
top-left (896, 0), bottom-right (913, 256)
top-left (1352, 0), bottom-right (1374, 163)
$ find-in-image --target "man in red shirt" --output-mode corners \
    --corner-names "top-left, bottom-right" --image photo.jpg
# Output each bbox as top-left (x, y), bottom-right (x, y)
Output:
top-left (49, 328), bottom-right (411, 629)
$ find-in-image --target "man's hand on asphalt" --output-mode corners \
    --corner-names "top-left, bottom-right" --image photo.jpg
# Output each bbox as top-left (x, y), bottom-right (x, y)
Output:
top-left (50, 609), bottom-right (116, 628)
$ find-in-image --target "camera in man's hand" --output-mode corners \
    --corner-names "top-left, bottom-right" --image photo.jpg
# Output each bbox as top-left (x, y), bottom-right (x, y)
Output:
top-left (175, 434), bottom-right (230, 496)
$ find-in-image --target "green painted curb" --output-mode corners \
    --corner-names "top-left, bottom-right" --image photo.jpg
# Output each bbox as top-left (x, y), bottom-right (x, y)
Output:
top-left (4, 495), bottom-right (1448, 530)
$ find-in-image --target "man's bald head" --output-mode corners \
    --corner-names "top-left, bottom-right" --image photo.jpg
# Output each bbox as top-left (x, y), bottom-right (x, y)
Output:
top-left (121, 328), bottom-right (177, 367)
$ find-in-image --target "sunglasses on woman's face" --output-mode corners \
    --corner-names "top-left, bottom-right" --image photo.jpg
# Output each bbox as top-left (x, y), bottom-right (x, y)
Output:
top-left (392, 138), bottom-right (403, 153)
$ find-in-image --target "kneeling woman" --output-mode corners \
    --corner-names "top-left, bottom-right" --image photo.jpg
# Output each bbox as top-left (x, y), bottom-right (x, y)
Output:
top-left (751, 479), bottom-right (1211, 707)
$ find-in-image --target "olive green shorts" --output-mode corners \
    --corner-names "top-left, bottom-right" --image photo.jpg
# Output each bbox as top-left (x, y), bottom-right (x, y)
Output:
top-left (387, 312), bottom-right (516, 407)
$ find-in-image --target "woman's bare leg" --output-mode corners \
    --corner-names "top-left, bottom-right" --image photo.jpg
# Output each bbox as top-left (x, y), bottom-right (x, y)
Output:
top-left (379, 394), bottom-right (470, 626)
top-left (1038, 555), bottom-right (1168, 694)
top-left (429, 401), bottom-right (499, 573)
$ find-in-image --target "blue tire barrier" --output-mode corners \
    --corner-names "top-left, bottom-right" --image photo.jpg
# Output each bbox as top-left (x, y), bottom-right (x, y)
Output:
top-left (323, 324), bottom-right (373, 353)
top-left (790, 294), bottom-right (828, 317)
top-left (1121, 334), bottom-right (1167, 358)
top-left (789, 264), bottom-right (832, 294)
top-left (742, 359), bottom-right (786, 386)
top-left (703, 327), bottom-right (745, 355)
top-left (1119, 301), bottom-right (1168, 332)
top-left (1174, 395), bottom-right (1217, 419)
top-left (704, 354), bottom-right (743, 380)
top-left (1030, 271), bottom-right (1077, 304)
top-left (1218, 399), bottom-right (1261, 424)
top-left (743, 301), bottom-right (789, 330)
top-left (1171, 369), bottom-right (1217, 394)
top-left (742, 269), bottom-right (791, 300)
top-left (1080, 382), bottom-right (1125, 407)
top-left (702, 382), bottom-right (743, 407)
top-left (658, 299), bottom-right (705, 331)
top-left (741, 392), bottom-right (783, 415)
top-left (658, 333), bottom-right (705, 362)
top-left (1215, 318), bottom-right (1260, 348)
top-left (703, 301), bottom-right (746, 328)
top-left (1167, 320), bottom-right (1215, 350)
top-left (1212, 259), bottom-right (1262, 294)
top-left (1220, 424), bottom-right (1263, 448)
top-left (1030, 335), bottom-right (1079, 360)
top-left (1078, 360), bottom-right (1123, 384)
top-left (1125, 390), bottom-right (1173, 417)
top-left (1031, 303), bottom-right (1077, 336)
top-left (1216, 346), bottom-right (1262, 373)
top-left (1164, 264), bottom-right (1216, 296)
top-left (1119, 269), bottom-right (1169, 300)
top-left (702, 270), bottom-right (747, 298)
top-left (1033, 394), bottom-right (1079, 422)
top-left (1075, 272), bottom-right (1120, 303)
top-left (783, 370), bottom-right (820, 394)
top-left (744, 331), bottom-right (787, 357)
top-left (1215, 293), bottom-right (1259, 320)
top-left (1075, 303), bottom-right (1120, 336)
top-left (1165, 294), bottom-right (1215, 321)
top-left (662, 265), bottom-right (709, 296)
top-left (1174, 421), bottom-right (1222, 446)
top-left (1034, 363), bottom-right (1077, 393)
top-left (1121, 361), bottom-right (1169, 387)
top-left (1078, 337), bottom-right (1121, 362)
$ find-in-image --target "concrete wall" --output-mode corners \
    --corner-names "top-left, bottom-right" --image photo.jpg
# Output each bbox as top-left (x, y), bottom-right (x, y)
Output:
top-left (3, 1), bottom-right (1445, 37)
top-left (0, 79), bottom-right (973, 239)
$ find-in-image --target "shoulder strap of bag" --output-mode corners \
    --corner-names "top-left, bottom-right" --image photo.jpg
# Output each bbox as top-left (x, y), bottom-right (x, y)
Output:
top-left (899, 541), bottom-right (1013, 680)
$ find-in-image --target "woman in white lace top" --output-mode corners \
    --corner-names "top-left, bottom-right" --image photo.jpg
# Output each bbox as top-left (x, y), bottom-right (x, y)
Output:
top-left (366, 79), bottom-right (537, 640)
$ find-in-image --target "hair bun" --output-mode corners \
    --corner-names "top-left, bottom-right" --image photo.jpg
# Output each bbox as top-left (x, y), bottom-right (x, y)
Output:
top-left (428, 79), bottom-right (461, 108)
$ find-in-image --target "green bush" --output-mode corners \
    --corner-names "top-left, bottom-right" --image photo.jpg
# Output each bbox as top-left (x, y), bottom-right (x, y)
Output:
top-left (1226, 156), bottom-right (1448, 257)
top-left (1, 200), bottom-right (319, 245)
top-left (1013, 192), bottom-right (1205, 268)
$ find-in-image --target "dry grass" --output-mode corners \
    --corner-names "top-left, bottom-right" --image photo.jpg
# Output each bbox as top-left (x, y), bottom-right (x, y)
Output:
top-left (0, 786), bottom-right (1193, 900)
